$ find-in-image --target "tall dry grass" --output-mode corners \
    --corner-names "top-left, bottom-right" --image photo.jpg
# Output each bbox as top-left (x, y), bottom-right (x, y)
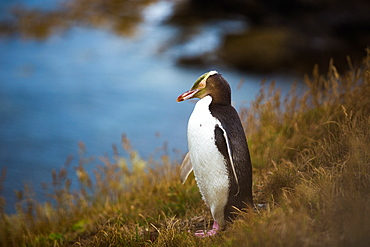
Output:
top-left (0, 52), bottom-right (369, 246)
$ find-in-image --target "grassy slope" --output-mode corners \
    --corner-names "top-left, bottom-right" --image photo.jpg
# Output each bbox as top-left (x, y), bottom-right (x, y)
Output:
top-left (0, 54), bottom-right (369, 246)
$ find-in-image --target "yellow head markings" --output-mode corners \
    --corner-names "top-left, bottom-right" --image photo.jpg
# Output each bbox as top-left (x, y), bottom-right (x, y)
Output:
top-left (191, 70), bottom-right (218, 90)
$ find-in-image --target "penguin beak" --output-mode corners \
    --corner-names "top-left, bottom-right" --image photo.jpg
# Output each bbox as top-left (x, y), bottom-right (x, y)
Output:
top-left (176, 89), bottom-right (199, 102)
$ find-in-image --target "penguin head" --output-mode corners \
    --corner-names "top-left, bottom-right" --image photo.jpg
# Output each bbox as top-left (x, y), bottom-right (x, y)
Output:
top-left (177, 70), bottom-right (231, 104)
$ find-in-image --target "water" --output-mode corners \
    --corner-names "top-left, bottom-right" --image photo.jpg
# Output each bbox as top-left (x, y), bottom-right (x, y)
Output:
top-left (0, 1), bottom-right (292, 214)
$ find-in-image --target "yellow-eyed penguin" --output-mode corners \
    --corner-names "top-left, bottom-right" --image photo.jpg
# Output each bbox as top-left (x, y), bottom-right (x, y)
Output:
top-left (177, 71), bottom-right (253, 236)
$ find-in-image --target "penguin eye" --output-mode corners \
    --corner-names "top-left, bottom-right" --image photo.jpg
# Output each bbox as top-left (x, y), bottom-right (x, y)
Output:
top-left (198, 79), bottom-right (206, 89)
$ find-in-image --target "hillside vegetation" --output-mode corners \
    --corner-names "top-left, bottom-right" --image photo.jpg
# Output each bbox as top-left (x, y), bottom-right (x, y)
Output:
top-left (1, 53), bottom-right (369, 246)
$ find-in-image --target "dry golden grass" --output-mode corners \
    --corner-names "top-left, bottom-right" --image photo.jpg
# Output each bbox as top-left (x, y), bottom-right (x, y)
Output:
top-left (0, 52), bottom-right (369, 246)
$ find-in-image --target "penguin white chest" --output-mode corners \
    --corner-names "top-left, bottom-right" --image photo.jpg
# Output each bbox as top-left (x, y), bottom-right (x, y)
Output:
top-left (187, 95), bottom-right (229, 225)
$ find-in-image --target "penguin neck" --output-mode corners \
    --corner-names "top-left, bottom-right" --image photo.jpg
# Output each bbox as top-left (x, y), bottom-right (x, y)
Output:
top-left (209, 92), bottom-right (231, 105)
top-left (197, 96), bottom-right (231, 117)
top-left (195, 95), bottom-right (213, 112)
top-left (194, 95), bottom-right (233, 118)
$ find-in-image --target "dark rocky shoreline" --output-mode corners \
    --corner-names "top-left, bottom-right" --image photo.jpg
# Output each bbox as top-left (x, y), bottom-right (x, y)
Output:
top-left (168, 0), bottom-right (370, 74)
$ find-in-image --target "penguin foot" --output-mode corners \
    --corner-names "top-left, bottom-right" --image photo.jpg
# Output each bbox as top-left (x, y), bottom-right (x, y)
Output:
top-left (193, 221), bottom-right (220, 237)
top-left (194, 229), bottom-right (217, 237)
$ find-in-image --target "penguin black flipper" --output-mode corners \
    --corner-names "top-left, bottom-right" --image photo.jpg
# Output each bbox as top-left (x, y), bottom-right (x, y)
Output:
top-left (211, 104), bottom-right (253, 223)
top-left (214, 124), bottom-right (239, 191)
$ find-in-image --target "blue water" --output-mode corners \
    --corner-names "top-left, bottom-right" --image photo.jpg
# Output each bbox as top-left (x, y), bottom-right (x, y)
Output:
top-left (0, 1), bottom-right (292, 213)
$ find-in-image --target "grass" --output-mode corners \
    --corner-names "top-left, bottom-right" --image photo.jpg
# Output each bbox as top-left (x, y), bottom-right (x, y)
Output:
top-left (1, 52), bottom-right (370, 246)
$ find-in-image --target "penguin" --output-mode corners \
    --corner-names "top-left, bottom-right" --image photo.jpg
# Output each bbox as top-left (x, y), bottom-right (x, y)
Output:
top-left (177, 70), bottom-right (253, 236)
